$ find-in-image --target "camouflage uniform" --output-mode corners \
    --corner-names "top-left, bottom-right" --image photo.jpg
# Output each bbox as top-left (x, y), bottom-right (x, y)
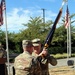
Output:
top-left (32, 52), bottom-right (57, 75)
top-left (32, 52), bottom-right (49, 75)
top-left (14, 51), bottom-right (42, 75)
top-left (0, 48), bottom-right (7, 58)
top-left (32, 38), bottom-right (57, 75)
top-left (32, 51), bottom-right (38, 57)
top-left (0, 43), bottom-right (7, 75)
top-left (14, 40), bottom-right (42, 75)
top-left (32, 51), bottom-right (42, 75)
top-left (14, 51), bottom-right (33, 75)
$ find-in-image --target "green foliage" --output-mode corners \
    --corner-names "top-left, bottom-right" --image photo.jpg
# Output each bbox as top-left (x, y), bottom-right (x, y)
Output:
top-left (52, 25), bottom-right (67, 47)
top-left (52, 53), bottom-right (67, 59)
top-left (0, 14), bottom-right (75, 54)
top-left (52, 53), bottom-right (75, 59)
top-left (0, 30), bottom-right (6, 49)
top-left (48, 47), bottom-right (66, 54)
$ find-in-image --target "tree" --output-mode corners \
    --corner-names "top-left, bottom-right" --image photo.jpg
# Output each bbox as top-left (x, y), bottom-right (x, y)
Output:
top-left (21, 16), bottom-right (53, 42)
top-left (0, 29), bottom-right (6, 48)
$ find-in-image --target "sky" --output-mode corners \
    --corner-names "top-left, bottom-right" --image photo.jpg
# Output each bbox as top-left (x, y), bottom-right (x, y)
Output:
top-left (0, 0), bottom-right (75, 33)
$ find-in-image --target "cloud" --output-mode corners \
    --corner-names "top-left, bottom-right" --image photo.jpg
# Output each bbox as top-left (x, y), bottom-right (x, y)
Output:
top-left (1, 8), bottom-right (32, 33)
top-left (43, 0), bottom-right (55, 2)
top-left (1, 7), bottom-right (56, 33)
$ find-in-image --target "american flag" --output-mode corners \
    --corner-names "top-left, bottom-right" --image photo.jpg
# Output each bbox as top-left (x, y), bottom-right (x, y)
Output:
top-left (0, 0), bottom-right (6, 26)
top-left (65, 5), bottom-right (70, 29)
top-left (0, 5), bottom-right (3, 26)
top-left (1, 0), bottom-right (6, 10)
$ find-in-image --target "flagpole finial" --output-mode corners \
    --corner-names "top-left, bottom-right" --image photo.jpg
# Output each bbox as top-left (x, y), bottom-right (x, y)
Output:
top-left (63, 0), bottom-right (68, 2)
top-left (61, 0), bottom-right (68, 8)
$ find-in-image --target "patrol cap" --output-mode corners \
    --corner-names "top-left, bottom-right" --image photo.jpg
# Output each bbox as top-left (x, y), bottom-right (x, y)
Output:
top-left (32, 38), bottom-right (40, 46)
top-left (22, 40), bottom-right (33, 47)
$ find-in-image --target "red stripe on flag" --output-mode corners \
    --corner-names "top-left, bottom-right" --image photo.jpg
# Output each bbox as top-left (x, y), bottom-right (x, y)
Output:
top-left (0, 0), bottom-right (6, 26)
top-left (65, 5), bottom-right (70, 29)
top-left (0, 5), bottom-right (3, 26)
top-left (1, 0), bottom-right (6, 10)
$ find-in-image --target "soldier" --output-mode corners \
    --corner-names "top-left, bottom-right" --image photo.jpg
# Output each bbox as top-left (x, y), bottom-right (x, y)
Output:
top-left (32, 38), bottom-right (57, 75)
top-left (14, 40), bottom-right (34, 75)
top-left (0, 43), bottom-right (7, 58)
top-left (32, 38), bottom-right (41, 56)
top-left (0, 43), bottom-right (7, 75)
top-left (14, 40), bottom-right (45, 75)
top-left (14, 40), bottom-right (48, 75)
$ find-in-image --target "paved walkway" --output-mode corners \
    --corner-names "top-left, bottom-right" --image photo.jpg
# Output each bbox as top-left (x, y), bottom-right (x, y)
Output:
top-left (49, 57), bottom-right (75, 68)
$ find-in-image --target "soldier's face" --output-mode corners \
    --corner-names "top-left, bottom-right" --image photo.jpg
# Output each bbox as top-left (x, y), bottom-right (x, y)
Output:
top-left (27, 46), bottom-right (33, 54)
top-left (33, 45), bottom-right (41, 54)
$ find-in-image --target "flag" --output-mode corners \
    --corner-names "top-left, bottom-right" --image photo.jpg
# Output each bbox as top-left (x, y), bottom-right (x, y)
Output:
top-left (44, 8), bottom-right (62, 48)
top-left (0, 5), bottom-right (3, 26)
top-left (65, 5), bottom-right (70, 29)
top-left (1, 0), bottom-right (6, 10)
top-left (0, 0), bottom-right (6, 26)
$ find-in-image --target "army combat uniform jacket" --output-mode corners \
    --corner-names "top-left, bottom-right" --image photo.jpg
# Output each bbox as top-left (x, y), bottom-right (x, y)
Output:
top-left (14, 51), bottom-right (42, 75)
top-left (14, 51), bottom-right (34, 75)
top-left (0, 48), bottom-right (7, 75)
top-left (32, 52), bottom-right (57, 75)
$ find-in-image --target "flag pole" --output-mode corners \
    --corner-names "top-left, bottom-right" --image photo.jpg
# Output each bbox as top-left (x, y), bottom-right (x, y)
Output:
top-left (5, 11), bottom-right (10, 75)
top-left (65, 0), bottom-right (68, 60)
top-left (67, 23), bottom-right (69, 59)
top-left (66, 0), bottom-right (71, 59)
top-left (4, 1), bottom-right (10, 75)
top-left (68, 14), bottom-right (71, 57)
top-left (4, 9), bottom-right (10, 75)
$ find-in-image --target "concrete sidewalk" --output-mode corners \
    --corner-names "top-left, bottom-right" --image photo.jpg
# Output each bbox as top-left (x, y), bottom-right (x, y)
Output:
top-left (49, 57), bottom-right (75, 68)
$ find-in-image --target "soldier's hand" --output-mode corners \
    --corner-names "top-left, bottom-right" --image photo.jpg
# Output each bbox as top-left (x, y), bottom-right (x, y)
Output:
top-left (39, 48), bottom-right (48, 57)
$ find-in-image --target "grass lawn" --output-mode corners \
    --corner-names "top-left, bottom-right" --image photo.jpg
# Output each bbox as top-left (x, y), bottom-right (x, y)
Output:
top-left (51, 53), bottom-right (75, 59)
